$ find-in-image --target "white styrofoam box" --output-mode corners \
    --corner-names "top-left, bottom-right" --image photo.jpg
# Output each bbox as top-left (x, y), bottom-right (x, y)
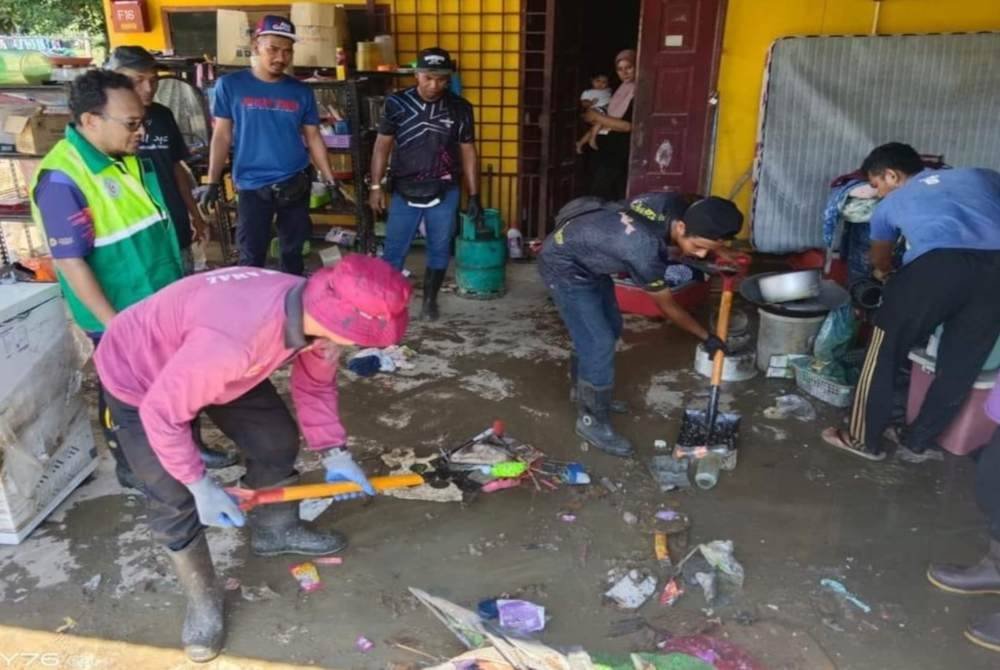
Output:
top-left (0, 404), bottom-right (98, 544)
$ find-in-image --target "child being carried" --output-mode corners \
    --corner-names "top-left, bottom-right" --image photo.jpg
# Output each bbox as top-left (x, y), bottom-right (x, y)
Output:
top-left (576, 73), bottom-right (612, 154)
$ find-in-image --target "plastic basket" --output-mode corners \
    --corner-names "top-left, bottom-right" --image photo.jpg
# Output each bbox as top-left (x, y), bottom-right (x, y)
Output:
top-left (791, 350), bottom-right (866, 408)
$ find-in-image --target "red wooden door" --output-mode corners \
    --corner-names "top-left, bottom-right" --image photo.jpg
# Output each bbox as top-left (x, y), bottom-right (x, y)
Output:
top-left (627, 0), bottom-right (727, 196)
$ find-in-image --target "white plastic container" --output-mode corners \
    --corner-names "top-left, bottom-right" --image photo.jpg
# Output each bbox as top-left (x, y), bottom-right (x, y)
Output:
top-left (507, 228), bottom-right (524, 260)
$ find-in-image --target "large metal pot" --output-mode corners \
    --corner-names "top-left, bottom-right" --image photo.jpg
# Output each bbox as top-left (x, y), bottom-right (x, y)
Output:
top-left (757, 270), bottom-right (821, 303)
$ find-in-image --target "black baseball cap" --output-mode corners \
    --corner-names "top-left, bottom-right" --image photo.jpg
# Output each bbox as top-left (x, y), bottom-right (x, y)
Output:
top-left (683, 196), bottom-right (743, 240)
top-left (415, 47), bottom-right (454, 75)
top-left (105, 46), bottom-right (157, 72)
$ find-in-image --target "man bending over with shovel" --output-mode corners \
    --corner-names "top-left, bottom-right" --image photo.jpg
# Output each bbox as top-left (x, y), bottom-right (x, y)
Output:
top-left (538, 192), bottom-right (744, 457)
top-left (93, 255), bottom-right (410, 662)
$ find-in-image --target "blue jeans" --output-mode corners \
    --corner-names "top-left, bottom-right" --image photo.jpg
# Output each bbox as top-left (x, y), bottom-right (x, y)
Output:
top-left (548, 276), bottom-right (623, 388)
top-left (383, 187), bottom-right (460, 271)
top-left (237, 187), bottom-right (311, 275)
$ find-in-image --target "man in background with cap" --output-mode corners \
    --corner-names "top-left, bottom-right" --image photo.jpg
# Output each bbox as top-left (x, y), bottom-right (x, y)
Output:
top-left (538, 192), bottom-right (745, 457)
top-left (201, 15), bottom-right (341, 275)
top-left (369, 46), bottom-right (481, 321)
top-left (107, 45), bottom-right (208, 274)
top-left (94, 255), bottom-right (411, 662)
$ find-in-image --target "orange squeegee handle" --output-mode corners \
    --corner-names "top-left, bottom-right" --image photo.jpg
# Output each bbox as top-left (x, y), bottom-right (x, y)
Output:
top-left (227, 473), bottom-right (426, 511)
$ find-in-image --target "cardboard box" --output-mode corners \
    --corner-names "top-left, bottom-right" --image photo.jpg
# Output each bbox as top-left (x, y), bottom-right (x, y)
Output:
top-left (2, 110), bottom-right (71, 156)
top-left (291, 3), bottom-right (349, 68)
top-left (0, 102), bottom-right (46, 152)
top-left (216, 9), bottom-right (273, 66)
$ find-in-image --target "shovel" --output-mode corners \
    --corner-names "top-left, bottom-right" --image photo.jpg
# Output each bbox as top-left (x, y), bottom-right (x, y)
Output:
top-left (226, 473), bottom-right (426, 511)
top-left (675, 268), bottom-right (743, 462)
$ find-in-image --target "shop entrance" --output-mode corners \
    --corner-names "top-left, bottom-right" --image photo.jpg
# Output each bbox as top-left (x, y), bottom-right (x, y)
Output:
top-left (519, 0), bottom-right (726, 237)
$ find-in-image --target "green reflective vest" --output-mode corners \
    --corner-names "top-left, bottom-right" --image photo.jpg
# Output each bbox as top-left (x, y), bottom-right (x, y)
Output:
top-left (30, 126), bottom-right (183, 333)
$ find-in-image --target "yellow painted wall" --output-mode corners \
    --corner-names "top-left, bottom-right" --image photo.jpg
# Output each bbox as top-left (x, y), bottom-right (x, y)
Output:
top-left (711, 0), bottom-right (1000, 221)
top-left (104, 0), bottom-right (521, 226)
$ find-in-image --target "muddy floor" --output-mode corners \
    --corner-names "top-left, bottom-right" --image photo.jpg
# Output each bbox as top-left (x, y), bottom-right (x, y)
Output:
top-left (0, 255), bottom-right (996, 669)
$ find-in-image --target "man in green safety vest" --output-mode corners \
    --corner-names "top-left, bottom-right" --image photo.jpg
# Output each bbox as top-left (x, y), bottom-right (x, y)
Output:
top-left (30, 70), bottom-right (235, 487)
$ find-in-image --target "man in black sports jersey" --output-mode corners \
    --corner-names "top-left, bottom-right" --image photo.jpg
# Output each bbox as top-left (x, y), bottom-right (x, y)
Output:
top-left (368, 47), bottom-right (481, 322)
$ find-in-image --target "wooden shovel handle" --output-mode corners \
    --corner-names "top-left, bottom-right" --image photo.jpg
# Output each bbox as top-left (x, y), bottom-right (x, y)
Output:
top-left (710, 288), bottom-right (734, 387)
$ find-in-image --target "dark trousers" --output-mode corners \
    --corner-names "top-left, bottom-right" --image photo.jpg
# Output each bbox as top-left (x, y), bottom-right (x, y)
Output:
top-left (848, 249), bottom-right (1000, 451)
top-left (547, 276), bottom-right (623, 388)
top-left (236, 188), bottom-right (311, 275)
top-left (976, 428), bottom-right (1000, 542)
top-left (105, 381), bottom-right (299, 551)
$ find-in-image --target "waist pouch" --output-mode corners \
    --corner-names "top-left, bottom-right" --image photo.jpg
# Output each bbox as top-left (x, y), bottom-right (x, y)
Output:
top-left (395, 179), bottom-right (447, 206)
top-left (257, 171), bottom-right (312, 206)
top-left (553, 196), bottom-right (612, 230)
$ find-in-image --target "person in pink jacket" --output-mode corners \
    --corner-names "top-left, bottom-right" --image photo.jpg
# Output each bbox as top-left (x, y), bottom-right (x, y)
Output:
top-left (926, 373), bottom-right (1000, 653)
top-left (94, 255), bottom-right (410, 662)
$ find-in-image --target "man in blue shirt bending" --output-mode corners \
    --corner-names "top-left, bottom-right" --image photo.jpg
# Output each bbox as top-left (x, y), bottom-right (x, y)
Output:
top-left (823, 142), bottom-right (1000, 462)
top-left (201, 15), bottom-right (340, 275)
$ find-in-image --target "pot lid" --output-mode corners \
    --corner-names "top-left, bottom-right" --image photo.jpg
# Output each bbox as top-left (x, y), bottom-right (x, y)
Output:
top-left (740, 272), bottom-right (849, 317)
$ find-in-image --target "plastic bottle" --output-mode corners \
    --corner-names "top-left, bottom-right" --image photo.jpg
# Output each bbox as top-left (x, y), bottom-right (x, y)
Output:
top-left (694, 453), bottom-right (722, 490)
top-left (507, 227), bottom-right (524, 259)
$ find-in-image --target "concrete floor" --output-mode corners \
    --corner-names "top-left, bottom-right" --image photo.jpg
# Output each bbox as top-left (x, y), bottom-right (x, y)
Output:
top-left (0, 255), bottom-right (996, 669)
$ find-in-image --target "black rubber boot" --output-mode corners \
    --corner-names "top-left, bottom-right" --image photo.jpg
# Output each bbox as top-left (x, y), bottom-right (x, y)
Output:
top-left (250, 478), bottom-right (348, 557)
top-left (928, 540), bottom-right (1000, 595)
top-left (197, 443), bottom-right (239, 470)
top-left (165, 534), bottom-right (224, 663)
top-left (967, 612), bottom-right (1000, 653)
top-left (420, 269), bottom-right (446, 322)
top-left (575, 381), bottom-right (634, 457)
top-left (568, 354), bottom-right (628, 413)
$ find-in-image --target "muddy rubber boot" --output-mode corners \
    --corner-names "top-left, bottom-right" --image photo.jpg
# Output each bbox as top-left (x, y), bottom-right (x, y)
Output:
top-left (568, 354), bottom-right (628, 414)
top-left (250, 501), bottom-right (348, 557)
top-left (928, 540), bottom-right (1000, 595)
top-left (419, 269), bottom-right (446, 322)
top-left (165, 534), bottom-right (224, 663)
top-left (575, 381), bottom-right (634, 457)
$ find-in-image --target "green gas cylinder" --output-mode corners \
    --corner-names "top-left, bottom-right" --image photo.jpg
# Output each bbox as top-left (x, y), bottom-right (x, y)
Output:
top-left (455, 208), bottom-right (506, 298)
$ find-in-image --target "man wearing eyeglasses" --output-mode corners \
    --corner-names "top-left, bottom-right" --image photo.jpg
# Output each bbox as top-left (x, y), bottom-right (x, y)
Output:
top-left (30, 70), bottom-right (186, 487)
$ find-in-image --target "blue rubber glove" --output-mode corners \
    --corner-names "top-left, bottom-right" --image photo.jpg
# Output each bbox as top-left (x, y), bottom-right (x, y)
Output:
top-left (321, 449), bottom-right (375, 501)
top-left (186, 476), bottom-right (245, 528)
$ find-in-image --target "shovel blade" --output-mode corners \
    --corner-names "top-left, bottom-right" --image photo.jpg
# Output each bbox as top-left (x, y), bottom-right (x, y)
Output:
top-left (677, 408), bottom-right (741, 450)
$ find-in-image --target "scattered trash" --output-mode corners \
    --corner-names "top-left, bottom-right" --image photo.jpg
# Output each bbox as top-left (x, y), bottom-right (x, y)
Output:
top-left (653, 439), bottom-right (669, 450)
top-left (355, 635), bottom-right (375, 653)
top-left (477, 598), bottom-right (500, 620)
top-left (315, 556), bottom-right (344, 566)
top-left (347, 345), bottom-right (417, 376)
top-left (623, 511), bottom-right (639, 526)
top-left (734, 610), bottom-right (756, 626)
top-left (291, 562), bottom-right (323, 593)
top-left (657, 634), bottom-right (763, 670)
top-left (558, 512), bottom-right (577, 523)
top-left (240, 583), bottom-right (280, 602)
top-left (766, 354), bottom-right (805, 379)
top-left (763, 394), bottom-right (817, 421)
top-left (822, 617), bottom-right (845, 633)
top-left (82, 574), bottom-right (102, 595)
top-left (223, 577), bottom-right (241, 591)
top-left (600, 477), bottom-right (619, 493)
top-left (497, 599), bottom-right (547, 634)
top-left (605, 570), bottom-right (658, 609)
top-left (821, 578), bottom-right (871, 613)
top-left (656, 509), bottom-right (680, 522)
top-left (55, 617), bottom-right (76, 634)
top-left (659, 578), bottom-right (684, 606)
top-left (324, 227), bottom-right (357, 246)
top-left (654, 532), bottom-right (671, 565)
top-left (649, 455), bottom-right (691, 491)
top-left (381, 449), bottom-right (463, 503)
top-left (699, 540), bottom-right (745, 588)
top-left (299, 497), bottom-right (334, 522)
top-left (695, 571), bottom-right (717, 605)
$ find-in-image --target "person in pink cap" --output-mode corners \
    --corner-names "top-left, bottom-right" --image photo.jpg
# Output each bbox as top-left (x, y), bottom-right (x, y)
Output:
top-left (93, 255), bottom-right (410, 662)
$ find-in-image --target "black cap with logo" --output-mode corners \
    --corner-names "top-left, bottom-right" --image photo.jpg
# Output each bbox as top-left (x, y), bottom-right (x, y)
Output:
top-left (415, 47), bottom-right (455, 75)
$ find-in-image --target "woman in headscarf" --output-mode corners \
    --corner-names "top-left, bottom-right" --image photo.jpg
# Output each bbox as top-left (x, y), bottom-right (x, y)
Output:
top-left (585, 49), bottom-right (637, 200)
